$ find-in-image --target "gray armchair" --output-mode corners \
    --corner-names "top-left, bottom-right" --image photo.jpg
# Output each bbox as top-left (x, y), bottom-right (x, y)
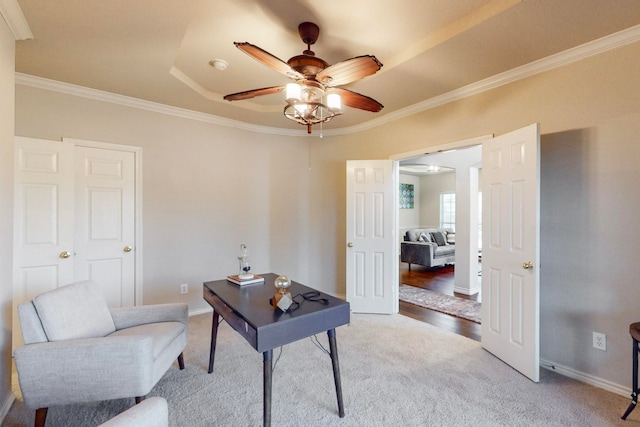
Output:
top-left (14, 281), bottom-right (187, 427)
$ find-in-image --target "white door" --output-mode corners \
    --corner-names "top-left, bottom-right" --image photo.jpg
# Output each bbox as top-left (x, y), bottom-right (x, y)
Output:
top-left (13, 137), bottom-right (76, 303)
top-left (481, 123), bottom-right (540, 382)
top-left (13, 137), bottom-right (139, 347)
top-left (346, 160), bottom-right (397, 313)
top-left (74, 146), bottom-right (136, 307)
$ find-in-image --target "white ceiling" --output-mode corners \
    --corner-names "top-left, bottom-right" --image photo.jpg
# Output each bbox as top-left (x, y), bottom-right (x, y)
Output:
top-left (14, 0), bottom-right (640, 134)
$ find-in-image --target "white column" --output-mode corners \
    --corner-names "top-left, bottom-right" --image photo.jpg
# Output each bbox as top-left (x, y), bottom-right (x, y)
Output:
top-left (453, 166), bottom-right (480, 295)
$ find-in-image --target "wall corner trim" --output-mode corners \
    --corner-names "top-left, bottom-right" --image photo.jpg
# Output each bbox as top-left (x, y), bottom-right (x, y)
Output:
top-left (0, 0), bottom-right (33, 40)
top-left (0, 392), bottom-right (16, 425)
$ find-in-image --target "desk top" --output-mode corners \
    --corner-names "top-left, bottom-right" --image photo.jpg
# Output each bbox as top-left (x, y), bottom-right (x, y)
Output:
top-left (203, 273), bottom-right (350, 352)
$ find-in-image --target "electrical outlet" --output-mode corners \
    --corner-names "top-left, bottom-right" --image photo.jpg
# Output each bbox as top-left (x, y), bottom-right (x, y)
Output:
top-left (180, 283), bottom-right (188, 294)
top-left (593, 332), bottom-right (606, 351)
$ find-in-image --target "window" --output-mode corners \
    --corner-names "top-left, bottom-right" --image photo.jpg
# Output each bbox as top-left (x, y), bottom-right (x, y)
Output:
top-left (440, 192), bottom-right (455, 230)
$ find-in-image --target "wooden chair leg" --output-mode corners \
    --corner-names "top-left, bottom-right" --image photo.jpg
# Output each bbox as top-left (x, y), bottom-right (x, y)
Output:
top-left (34, 407), bottom-right (48, 427)
top-left (178, 352), bottom-right (185, 370)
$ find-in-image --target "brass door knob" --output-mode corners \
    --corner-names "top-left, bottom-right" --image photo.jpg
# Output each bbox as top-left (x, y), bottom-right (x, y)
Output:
top-left (123, 246), bottom-right (133, 253)
top-left (347, 242), bottom-right (354, 248)
top-left (59, 251), bottom-right (72, 259)
top-left (522, 261), bottom-right (534, 270)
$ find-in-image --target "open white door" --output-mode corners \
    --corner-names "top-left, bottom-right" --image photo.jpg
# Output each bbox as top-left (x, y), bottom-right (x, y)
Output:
top-left (481, 123), bottom-right (540, 382)
top-left (346, 160), bottom-right (397, 314)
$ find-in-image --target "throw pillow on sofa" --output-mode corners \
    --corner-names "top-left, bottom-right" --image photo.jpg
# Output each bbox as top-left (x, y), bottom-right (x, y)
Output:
top-left (430, 231), bottom-right (447, 246)
top-left (418, 233), bottom-right (431, 242)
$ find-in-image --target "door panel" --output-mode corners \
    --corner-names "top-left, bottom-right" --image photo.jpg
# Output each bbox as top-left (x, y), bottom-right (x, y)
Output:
top-left (481, 123), bottom-right (540, 382)
top-left (346, 160), bottom-right (397, 314)
top-left (75, 146), bottom-right (136, 307)
top-left (13, 137), bottom-right (75, 349)
top-left (13, 137), bottom-right (75, 299)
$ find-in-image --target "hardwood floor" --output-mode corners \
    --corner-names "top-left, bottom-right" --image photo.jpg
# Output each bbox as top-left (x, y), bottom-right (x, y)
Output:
top-left (399, 263), bottom-right (482, 342)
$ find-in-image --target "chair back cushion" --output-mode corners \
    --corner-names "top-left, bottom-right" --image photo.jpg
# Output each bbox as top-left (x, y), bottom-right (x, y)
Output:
top-left (17, 302), bottom-right (49, 344)
top-left (33, 281), bottom-right (116, 341)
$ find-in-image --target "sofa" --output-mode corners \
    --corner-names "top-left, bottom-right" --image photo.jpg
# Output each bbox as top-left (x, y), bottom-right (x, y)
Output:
top-left (401, 227), bottom-right (455, 269)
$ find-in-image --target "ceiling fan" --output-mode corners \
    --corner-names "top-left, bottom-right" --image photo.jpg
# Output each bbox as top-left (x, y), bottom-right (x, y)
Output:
top-left (224, 22), bottom-right (384, 134)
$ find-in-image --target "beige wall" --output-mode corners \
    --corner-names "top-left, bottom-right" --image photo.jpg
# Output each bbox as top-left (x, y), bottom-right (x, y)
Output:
top-left (0, 19), bottom-right (15, 418)
top-left (15, 85), bottom-right (311, 313)
top-left (307, 41), bottom-right (640, 390)
top-left (399, 174), bottom-right (420, 229)
top-left (12, 38), bottom-right (640, 397)
top-left (420, 173), bottom-right (455, 227)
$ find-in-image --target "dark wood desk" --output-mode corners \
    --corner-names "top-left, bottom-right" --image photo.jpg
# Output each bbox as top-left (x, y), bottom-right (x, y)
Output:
top-left (203, 273), bottom-right (350, 426)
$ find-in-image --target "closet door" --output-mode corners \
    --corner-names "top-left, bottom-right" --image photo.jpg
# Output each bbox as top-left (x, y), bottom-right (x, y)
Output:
top-left (13, 137), bottom-right (75, 302)
top-left (74, 146), bottom-right (136, 307)
top-left (13, 137), bottom-right (139, 347)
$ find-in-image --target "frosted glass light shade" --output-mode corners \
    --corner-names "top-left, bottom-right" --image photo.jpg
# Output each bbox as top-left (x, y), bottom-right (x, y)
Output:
top-left (286, 83), bottom-right (301, 102)
top-left (327, 93), bottom-right (341, 111)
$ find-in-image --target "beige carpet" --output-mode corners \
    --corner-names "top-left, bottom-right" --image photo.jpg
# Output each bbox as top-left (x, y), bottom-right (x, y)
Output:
top-left (4, 312), bottom-right (633, 426)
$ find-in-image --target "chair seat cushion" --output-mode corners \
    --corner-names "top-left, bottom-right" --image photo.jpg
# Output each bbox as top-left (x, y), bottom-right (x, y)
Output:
top-left (33, 281), bottom-right (116, 341)
top-left (108, 322), bottom-right (185, 359)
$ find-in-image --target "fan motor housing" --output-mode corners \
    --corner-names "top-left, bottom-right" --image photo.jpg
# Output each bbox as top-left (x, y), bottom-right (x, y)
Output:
top-left (288, 55), bottom-right (328, 78)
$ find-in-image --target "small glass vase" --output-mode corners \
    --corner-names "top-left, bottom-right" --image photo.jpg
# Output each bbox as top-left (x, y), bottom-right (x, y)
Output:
top-left (237, 243), bottom-right (253, 280)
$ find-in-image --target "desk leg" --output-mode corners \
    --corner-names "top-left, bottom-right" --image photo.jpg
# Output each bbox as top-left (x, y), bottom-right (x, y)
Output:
top-left (263, 350), bottom-right (273, 427)
top-left (327, 328), bottom-right (345, 417)
top-left (208, 311), bottom-right (220, 374)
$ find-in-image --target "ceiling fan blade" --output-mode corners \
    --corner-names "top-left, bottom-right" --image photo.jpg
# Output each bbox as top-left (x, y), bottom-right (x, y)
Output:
top-left (316, 55), bottom-right (382, 87)
top-left (234, 42), bottom-right (304, 80)
top-left (224, 85), bottom-right (286, 101)
top-left (331, 87), bottom-right (383, 112)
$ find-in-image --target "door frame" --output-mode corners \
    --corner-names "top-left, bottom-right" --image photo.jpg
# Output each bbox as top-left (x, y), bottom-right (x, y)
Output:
top-left (389, 134), bottom-right (494, 308)
top-left (63, 137), bottom-right (144, 305)
top-left (389, 134), bottom-right (492, 296)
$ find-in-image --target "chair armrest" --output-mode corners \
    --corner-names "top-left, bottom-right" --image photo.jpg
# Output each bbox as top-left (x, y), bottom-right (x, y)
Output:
top-left (401, 241), bottom-right (437, 251)
top-left (401, 241), bottom-right (437, 265)
top-left (110, 303), bottom-right (188, 330)
top-left (100, 397), bottom-right (168, 427)
top-left (14, 336), bottom-right (154, 408)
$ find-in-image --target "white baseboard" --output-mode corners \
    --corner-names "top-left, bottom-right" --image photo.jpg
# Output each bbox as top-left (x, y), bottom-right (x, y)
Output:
top-left (453, 285), bottom-right (480, 296)
top-left (540, 358), bottom-right (630, 398)
top-left (0, 393), bottom-right (16, 425)
top-left (188, 307), bottom-right (213, 317)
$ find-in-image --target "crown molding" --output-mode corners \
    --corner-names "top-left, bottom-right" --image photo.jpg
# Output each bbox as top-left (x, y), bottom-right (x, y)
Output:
top-left (15, 24), bottom-right (640, 137)
top-left (0, 0), bottom-right (33, 40)
top-left (322, 23), bottom-right (640, 137)
top-left (14, 73), bottom-right (305, 137)
top-left (169, 66), bottom-right (281, 114)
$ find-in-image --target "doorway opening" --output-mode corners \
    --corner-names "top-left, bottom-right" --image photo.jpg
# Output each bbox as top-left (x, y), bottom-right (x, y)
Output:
top-left (392, 138), bottom-right (487, 341)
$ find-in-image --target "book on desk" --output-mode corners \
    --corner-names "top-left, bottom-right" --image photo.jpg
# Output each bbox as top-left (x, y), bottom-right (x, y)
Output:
top-left (226, 274), bottom-right (265, 286)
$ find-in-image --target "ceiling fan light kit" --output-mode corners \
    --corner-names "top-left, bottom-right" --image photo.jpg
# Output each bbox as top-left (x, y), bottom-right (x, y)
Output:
top-left (223, 22), bottom-right (383, 134)
top-left (284, 82), bottom-right (342, 134)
